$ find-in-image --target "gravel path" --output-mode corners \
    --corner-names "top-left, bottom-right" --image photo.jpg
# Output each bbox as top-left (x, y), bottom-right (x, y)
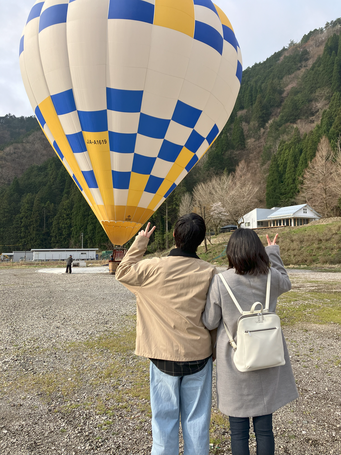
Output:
top-left (0, 267), bottom-right (340, 455)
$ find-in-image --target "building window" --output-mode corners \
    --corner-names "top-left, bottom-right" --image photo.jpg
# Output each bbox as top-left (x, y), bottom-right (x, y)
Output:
top-left (303, 208), bottom-right (307, 214)
top-left (245, 222), bottom-right (250, 227)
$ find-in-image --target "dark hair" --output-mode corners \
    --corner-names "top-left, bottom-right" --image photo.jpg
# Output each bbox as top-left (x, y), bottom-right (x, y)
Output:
top-left (226, 228), bottom-right (269, 275)
top-left (173, 213), bottom-right (206, 253)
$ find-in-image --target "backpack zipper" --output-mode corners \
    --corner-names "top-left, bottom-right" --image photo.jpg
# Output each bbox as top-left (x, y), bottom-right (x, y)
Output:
top-left (245, 327), bottom-right (277, 335)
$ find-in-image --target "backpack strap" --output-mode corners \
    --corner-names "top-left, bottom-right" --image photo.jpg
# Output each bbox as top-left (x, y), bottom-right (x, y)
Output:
top-left (218, 270), bottom-right (272, 350)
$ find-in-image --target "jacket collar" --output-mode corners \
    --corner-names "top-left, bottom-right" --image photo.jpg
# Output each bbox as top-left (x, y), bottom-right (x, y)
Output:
top-left (168, 248), bottom-right (200, 259)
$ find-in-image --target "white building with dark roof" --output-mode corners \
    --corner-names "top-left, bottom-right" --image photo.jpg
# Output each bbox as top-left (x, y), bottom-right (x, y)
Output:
top-left (240, 204), bottom-right (320, 229)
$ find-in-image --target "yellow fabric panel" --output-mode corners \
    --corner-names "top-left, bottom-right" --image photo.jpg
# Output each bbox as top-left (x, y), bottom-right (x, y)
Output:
top-left (102, 221), bottom-right (142, 246)
top-left (38, 97), bottom-right (98, 213)
top-left (133, 207), bottom-right (154, 224)
top-left (82, 131), bottom-right (114, 213)
top-left (166, 163), bottom-right (185, 183)
top-left (147, 178), bottom-right (174, 210)
top-left (154, 0), bottom-right (195, 37)
top-left (127, 173), bottom-right (149, 206)
top-left (115, 206), bottom-right (127, 221)
top-left (213, 4), bottom-right (234, 31)
top-left (175, 147), bottom-right (194, 167)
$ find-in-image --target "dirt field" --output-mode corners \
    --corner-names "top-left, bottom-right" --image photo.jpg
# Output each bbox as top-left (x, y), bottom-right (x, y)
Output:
top-left (0, 267), bottom-right (340, 455)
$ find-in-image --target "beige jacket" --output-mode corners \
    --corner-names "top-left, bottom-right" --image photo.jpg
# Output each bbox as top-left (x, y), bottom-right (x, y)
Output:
top-left (115, 235), bottom-right (216, 361)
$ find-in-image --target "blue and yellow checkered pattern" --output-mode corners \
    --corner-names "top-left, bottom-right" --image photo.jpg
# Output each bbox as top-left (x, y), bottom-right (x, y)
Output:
top-left (20, 0), bottom-right (242, 245)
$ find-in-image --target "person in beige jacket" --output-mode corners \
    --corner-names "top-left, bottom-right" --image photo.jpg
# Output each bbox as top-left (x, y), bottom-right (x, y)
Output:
top-left (116, 214), bottom-right (216, 455)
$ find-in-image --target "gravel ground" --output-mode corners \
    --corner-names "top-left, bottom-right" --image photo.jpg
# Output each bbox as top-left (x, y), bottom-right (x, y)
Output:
top-left (0, 267), bottom-right (340, 455)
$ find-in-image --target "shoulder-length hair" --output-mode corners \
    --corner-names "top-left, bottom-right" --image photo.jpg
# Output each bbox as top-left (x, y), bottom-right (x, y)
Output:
top-left (226, 228), bottom-right (269, 275)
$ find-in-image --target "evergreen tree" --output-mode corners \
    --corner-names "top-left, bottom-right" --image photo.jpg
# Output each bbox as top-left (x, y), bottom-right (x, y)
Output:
top-left (266, 154), bottom-right (282, 208)
top-left (231, 117), bottom-right (246, 149)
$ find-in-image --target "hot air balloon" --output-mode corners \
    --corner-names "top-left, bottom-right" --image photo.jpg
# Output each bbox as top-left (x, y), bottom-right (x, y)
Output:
top-left (20, 0), bottom-right (242, 245)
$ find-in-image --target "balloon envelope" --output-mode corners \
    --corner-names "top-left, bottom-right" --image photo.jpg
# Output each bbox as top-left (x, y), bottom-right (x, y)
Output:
top-left (20, 0), bottom-right (242, 245)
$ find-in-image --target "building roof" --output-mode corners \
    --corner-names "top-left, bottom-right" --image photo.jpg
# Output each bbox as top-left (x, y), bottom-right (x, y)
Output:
top-left (267, 204), bottom-right (319, 219)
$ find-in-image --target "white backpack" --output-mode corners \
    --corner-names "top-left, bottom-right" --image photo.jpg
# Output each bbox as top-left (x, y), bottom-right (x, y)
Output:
top-left (218, 270), bottom-right (285, 372)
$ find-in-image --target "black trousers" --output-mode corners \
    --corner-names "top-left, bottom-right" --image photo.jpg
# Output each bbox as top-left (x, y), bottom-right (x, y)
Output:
top-left (66, 264), bottom-right (72, 273)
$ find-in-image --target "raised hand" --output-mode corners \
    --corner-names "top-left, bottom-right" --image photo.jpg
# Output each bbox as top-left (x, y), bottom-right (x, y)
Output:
top-left (138, 222), bottom-right (156, 238)
top-left (266, 233), bottom-right (278, 246)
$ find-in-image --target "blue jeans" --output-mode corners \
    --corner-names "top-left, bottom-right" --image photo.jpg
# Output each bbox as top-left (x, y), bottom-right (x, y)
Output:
top-left (229, 414), bottom-right (274, 455)
top-left (150, 358), bottom-right (212, 455)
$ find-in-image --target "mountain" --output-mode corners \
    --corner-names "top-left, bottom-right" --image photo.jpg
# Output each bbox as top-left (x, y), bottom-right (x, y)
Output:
top-left (1, 18), bottom-right (341, 250)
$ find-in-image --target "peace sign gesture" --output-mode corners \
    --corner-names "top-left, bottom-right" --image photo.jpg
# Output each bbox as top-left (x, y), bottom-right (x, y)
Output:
top-left (266, 234), bottom-right (278, 245)
top-left (138, 222), bottom-right (156, 238)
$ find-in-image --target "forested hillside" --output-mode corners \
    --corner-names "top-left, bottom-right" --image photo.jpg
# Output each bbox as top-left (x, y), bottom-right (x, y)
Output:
top-left (1, 18), bottom-right (341, 252)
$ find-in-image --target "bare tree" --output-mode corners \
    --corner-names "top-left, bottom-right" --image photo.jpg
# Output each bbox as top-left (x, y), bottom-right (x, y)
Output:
top-left (192, 160), bottom-right (264, 230)
top-left (298, 136), bottom-right (341, 217)
top-left (179, 193), bottom-right (193, 217)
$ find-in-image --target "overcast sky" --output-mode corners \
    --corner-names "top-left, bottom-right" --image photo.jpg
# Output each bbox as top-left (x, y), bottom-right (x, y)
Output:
top-left (1, 0), bottom-right (340, 117)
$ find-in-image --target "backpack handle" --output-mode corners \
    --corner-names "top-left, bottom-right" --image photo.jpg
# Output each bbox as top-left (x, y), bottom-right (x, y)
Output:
top-left (250, 302), bottom-right (263, 313)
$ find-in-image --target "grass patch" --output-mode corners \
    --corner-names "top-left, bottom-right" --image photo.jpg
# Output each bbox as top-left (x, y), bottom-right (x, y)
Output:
top-left (278, 291), bottom-right (341, 326)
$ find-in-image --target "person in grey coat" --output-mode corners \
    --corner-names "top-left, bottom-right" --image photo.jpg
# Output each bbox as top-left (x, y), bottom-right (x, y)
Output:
top-left (202, 229), bottom-right (298, 455)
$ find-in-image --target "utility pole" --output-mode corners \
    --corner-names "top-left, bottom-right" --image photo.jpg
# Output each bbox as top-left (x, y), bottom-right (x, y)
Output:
top-left (81, 232), bottom-right (84, 249)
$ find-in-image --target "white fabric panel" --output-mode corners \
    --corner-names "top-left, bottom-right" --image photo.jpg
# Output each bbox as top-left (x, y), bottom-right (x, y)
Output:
top-left (110, 152), bottom-right (134, 172)
top-left (75, 152), bottom-right (93, 172)
top-left (195, 140), bottom-right (210, 160)
top-left (178, 80), bottom-right (210, 111)
top-left (107, 20), bottom-right (151, 90)
top-left (237, 46), bottom-right (243, 66)
top-left (202, 94), bottom-right (224, 126)
top-left (175, 169), bottom-right (188, 185)
top-left (19, 47), bottom-right (38, 111)
top-left (165, 121), bottom-right (191, 145)
top-left (135, 135), bottom-right (162, 157)
top-left (41, 0), bottom-right (66, 8)
top-left (63, 158), bottom-right (73, 176)
top-left (194, 112), bottom-right (214, 139)
top-left (90, 188), bottom-right (104, 206)
top-left (43, 124), bottom-right (55, 144)
top-left (67, 0), bottom-right (109, 111)
top-left (185, 40), bottom-right (220, 91)
top-left (108, 111), bottom-right (140, 134)
top-left (138, 192), bottom-right (155, 207)
top-left (151, 158), bottom-right (174, 178)
top-left (220, 47), bottom-right (238, 83)
top-left (39, 22), bottom-right (71, 96)
top-left (59, 111), bottom-right (82, 135)
top-left (22, 19), bottom-right (50, 106)
top-left (141, 87), bottom-right (177, 119)
top-left (194, 5), bottom-right (224, 35)
top-left (143, 70), bottom-right (183, 103)
top-left (113, 189), bottom-right (129, 206)
top-left (148, 28), bottom-right (191, 79)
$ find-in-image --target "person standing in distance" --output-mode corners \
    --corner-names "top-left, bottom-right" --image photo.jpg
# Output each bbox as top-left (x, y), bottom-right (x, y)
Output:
top-left (116, 214), bottom-right (216, 455)
top-left (65, 255), bottom-right (73, 274)
top-left (202, 229), bottom-right (298, 455)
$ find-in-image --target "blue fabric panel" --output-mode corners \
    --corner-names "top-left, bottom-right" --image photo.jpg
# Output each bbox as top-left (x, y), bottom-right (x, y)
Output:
top-left (69, 0), bottom-right (76, 2)
top-left (138, 114), bottom-right (170, 139)
top-left (39, 4), bottom-right (68, 33)
top-left (67, 132), bottom-right (87, 154)
top-left (109, 131), bottom-right (137, 154)
top-left (158, 140), bottom-right (182, 162)
top-left (73, 174), bottom-right (83, 192)
top-left (145, 175), bottom-right (163, 194)
top-left (185, 154), bottom-right (198, 172)
top-left (51, 89), bottom-right (76, 115)
top-left (222, 25), bottom-right (238, 52)
top-left (19, 36), bottom-right (24, 56)
top-left (35, 106), bottom-right (46, 128)
top-left (206, 124), bottom-right (219, 145)
top-left (164, 183), bottom-right (176, 199)
top-left (78, 110), bottom-right (108, 132)
top-left (193, 0), bottom-right (218, 15)
top-left (107, 87), bottom-right (143, 113)
top-left (53, 141), bottom-right (64, 161)
top-left (194, 22), bottom-right (223, 55)
top-left (132, 154), bottom-right (156, 175)
top-left (112, 171), bottom-right (131, 190)
top-left (82, 170), bottom-right (98, 189)
top-left (236, 61), bottom-right (243, 84)
top-left (26, 2), bottom-right (44, 24)
top-left (185, 130), bottom-right (205, 153)
top-left (108, 0), bottom-right (154, 24)
top-left (172, 101), bottom-right (202, 129)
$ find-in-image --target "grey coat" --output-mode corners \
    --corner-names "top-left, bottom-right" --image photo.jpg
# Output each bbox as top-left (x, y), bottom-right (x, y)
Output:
top-left (202, 245), bottom-right (298, 417)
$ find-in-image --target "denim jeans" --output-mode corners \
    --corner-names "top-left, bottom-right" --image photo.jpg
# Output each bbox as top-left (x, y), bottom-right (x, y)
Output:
top-left (150, 358), bottom-right (212, 455)
top-left (229, 414), bottom-right (274, 455)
